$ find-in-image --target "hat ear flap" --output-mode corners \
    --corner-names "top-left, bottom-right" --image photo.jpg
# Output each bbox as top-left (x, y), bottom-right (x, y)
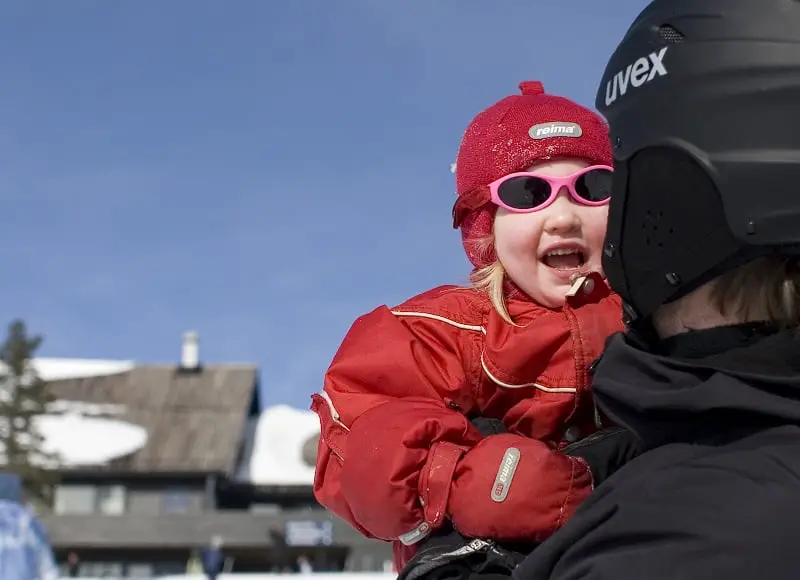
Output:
top-left (453, 187), bottom-right (490, 229)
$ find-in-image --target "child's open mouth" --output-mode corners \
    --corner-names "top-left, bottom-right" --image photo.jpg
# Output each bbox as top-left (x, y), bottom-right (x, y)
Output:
top-left (541, 247), bottom-right (586, 270)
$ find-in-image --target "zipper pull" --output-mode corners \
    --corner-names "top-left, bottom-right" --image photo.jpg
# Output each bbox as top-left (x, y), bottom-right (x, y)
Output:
top-left (588, 354), bottom-right (602, 375)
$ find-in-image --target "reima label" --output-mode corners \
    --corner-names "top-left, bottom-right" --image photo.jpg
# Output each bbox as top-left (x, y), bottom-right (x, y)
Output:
top-left (397, 522), bottom-right (431, 546)
top-left (604, 46), bottom-right (668, 106)
top-left (529, 122), bottom-right (583, 139)
top-left (490, 447), bottom-right (520, 503)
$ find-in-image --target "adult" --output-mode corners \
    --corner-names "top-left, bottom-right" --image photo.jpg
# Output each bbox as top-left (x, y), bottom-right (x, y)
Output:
top-left (201, 535), bottom-right (225, 580)
top-left (0, 473), bottom-right (58, 580)
top-left (514, 0), bottom-right (800, 578)
top-left (66, 552), bottom-right (80, 577)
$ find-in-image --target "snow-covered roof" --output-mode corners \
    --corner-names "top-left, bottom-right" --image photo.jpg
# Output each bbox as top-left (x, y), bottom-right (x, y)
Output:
top-left (2, 357), bottom-right (257, 473)
top-left (36, 413), bottom-right (148, 467)
top-left (0, 358), bottom-right (144, 466)
top-left (236, 405), bottom-right (320, 487)
top-left (29, 357), bottom-right (136, 381)
top-left (3, 357), bottom-right (327, 481)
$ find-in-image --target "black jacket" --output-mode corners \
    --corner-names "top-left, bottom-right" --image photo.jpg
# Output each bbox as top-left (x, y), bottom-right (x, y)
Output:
top-left (515, 323), bottom-right (800, 580)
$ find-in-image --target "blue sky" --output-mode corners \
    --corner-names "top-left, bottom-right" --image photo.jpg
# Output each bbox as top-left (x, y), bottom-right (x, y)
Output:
top-left (1, 1), bottom-right (649, 409)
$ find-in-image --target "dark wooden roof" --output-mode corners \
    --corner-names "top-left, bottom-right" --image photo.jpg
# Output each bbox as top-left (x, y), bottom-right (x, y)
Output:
top-left (47, 365), bottom-right (258, 475)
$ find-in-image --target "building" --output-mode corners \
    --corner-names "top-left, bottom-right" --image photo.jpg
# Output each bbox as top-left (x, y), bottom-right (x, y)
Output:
top-left (27, 334), bottom-right (392, 578)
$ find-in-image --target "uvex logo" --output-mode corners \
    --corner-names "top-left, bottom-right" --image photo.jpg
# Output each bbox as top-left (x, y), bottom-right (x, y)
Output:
top-left (604, 46), bottom-right (668, 106)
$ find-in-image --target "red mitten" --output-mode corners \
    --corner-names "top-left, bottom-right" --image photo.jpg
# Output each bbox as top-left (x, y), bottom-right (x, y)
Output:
top-left (447, 433), bottom-right (593, 542)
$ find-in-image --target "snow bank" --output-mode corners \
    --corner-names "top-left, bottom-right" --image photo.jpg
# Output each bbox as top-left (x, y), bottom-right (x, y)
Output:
top-left (237, 405), bottom-right (319, 486)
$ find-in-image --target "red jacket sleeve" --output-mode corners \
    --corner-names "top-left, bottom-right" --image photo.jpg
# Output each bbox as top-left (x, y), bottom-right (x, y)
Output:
top-left (311, 298), bottom-right (594, 546)
top-left (311, 302), bottom-right (484, 542)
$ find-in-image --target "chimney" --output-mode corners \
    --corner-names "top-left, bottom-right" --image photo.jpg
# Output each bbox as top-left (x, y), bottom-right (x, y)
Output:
top-left (180, 331), bottom-right (200, 371)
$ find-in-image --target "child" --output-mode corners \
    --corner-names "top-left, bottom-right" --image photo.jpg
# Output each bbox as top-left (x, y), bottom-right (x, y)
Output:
top-left (311, 81), bottom-right (623, 568)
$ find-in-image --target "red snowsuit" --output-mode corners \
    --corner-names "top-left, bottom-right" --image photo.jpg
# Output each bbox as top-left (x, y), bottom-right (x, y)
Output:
top-left (311, 273), bottom-right (623, 568)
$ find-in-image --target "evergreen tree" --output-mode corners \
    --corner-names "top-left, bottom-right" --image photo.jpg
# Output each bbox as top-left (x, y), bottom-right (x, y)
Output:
top-left (0, 320), bottom-right (57, 506)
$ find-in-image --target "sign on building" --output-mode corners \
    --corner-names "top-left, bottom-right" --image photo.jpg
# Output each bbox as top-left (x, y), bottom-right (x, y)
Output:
top-left (284, 520), bottom-right (334, 547)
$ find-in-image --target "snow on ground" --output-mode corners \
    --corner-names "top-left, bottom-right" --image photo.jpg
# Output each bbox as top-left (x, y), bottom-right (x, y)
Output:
top-left (237, 405), bottom-right (319, 486)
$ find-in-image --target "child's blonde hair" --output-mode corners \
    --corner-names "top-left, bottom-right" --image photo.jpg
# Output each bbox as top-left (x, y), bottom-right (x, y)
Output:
top-left (466, 234), bottom-right (515, 324)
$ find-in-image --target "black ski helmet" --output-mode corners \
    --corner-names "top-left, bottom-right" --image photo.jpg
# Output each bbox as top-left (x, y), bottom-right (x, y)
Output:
top-left (595, 0), bottom-right (800, 325)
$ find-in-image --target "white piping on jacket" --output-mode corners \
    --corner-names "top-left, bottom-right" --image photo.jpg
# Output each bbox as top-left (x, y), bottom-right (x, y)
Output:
top-left (391, 310), bottom-right (487, 334)
top-left (318, 390), bottom-right (350, 431)
top-left (481, 355), bottom-right (577, 393)
top-left (390, 310), bottom-right (576, 394)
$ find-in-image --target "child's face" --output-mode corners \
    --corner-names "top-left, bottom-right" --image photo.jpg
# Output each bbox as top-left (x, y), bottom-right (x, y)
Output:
top-left (493, 158), bottom-right (609, 308)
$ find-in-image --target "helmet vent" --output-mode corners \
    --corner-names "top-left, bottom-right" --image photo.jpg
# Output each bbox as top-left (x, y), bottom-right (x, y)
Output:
top-left (658, 24), bottom-right (685, 44)
top-left (642, 209), bottom-right (675, 248)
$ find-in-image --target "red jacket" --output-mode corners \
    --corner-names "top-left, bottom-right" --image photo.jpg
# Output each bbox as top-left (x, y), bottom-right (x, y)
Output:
top-left (311, 273), bottom-right (624, 568)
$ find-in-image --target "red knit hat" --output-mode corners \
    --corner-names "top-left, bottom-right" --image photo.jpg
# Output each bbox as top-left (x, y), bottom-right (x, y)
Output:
top-left (453, 81), bottom-right (612, 269)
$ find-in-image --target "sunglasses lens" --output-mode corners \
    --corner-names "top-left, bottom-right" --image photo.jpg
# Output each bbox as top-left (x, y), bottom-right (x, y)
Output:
top-left (496, 176), bottom-right (552, 210)
top-left (575, 168), bottom-right (613, 202)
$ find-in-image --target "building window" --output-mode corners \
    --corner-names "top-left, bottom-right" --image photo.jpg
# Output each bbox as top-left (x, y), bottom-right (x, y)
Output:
top-left (81, 562), bottom-right (123, 577)
top-left (53, 484), bottom-right (126, 515)
top-left (126, 563), bottom-right (154, 577)
top-left (54, 485), bottom-right (95, 515)
top-left (162, 488), bottom-right (191, 514)
top-left (97, 485), bottom-right (126, 515)
top-left (250, 503), bottom-right (281, 514)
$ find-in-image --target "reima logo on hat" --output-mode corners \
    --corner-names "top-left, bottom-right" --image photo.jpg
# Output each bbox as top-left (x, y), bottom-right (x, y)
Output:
top-left (529, 122), bottom-right (583, 139)
top-left (604, 46), bottom-right (668, 106)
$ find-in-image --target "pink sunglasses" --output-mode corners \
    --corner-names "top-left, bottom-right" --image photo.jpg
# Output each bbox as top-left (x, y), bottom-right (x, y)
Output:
top-left (488, 165), bottom-right (613, 213)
